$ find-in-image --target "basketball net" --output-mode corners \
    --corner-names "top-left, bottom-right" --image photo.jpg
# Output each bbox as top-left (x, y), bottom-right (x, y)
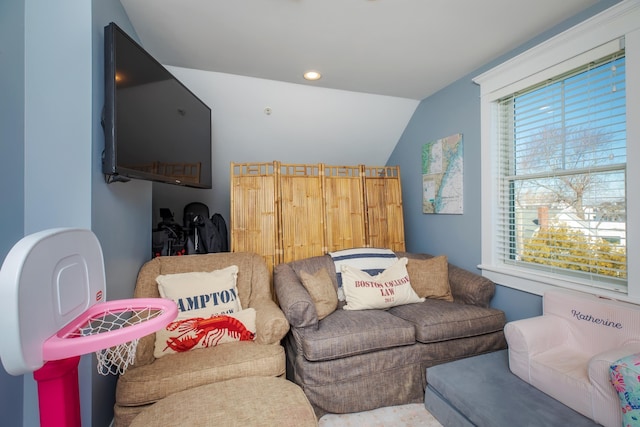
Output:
top-left (69, 306), bottom-right (166, 375)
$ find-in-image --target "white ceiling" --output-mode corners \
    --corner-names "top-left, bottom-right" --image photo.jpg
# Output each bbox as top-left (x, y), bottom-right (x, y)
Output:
top-left (120, 0), bottom-right (600, 100)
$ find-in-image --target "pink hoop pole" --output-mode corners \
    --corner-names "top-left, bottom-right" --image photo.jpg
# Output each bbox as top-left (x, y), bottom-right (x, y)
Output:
top-left (33, 356), bottom-right (81, 427)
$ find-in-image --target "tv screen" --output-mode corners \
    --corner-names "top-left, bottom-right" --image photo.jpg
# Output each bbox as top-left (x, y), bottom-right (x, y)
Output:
top-left (103, 22), bottom-right (212, 189)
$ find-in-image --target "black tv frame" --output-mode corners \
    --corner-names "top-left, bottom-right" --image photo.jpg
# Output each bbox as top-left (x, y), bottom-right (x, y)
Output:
top-left (102, 22), bottom-right (212, 189)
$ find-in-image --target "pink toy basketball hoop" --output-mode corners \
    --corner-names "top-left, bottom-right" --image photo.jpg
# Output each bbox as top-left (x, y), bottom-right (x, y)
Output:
top-left (0, 228), bottom-right (178, 427)
top-left (44, 298), bottom-right (178, 375)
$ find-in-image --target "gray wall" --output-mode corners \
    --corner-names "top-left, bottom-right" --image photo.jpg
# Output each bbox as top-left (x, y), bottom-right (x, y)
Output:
top-left (387, 0), bottom-right (622, 322)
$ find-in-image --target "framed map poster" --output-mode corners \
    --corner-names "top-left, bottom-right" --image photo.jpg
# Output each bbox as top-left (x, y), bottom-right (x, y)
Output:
top-left (422, 133), bottom-right (463, 214)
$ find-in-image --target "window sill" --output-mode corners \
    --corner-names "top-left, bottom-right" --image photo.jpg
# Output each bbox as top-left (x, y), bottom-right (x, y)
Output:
top-left (478, 263), bottom-right (640, 305)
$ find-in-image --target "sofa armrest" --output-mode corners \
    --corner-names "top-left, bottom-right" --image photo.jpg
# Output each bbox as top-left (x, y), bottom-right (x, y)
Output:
top-left (505, 315), bottom-right (570, 354)
top-left (447, 263), bottom-right (495, 307)
top-left (273, 263), bottom-right (319, 329)
top-left (589, 342), bottom-right (640, 427)
top-left (504, 315), bottom-right (570, 381)
top-left (251, 297), bottom-right (290, 345)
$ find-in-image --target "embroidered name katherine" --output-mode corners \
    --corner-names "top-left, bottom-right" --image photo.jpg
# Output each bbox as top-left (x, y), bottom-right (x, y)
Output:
top-left (176, 288), bottom-right (238, 312)
top-left (571, 309), bottom-right (622, 329)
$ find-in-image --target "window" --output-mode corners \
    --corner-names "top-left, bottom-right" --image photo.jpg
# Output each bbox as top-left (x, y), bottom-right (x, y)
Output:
top-left (499, 52), bottom-right (626, 290)
top-left (474, 1), bottom-right (640, 302)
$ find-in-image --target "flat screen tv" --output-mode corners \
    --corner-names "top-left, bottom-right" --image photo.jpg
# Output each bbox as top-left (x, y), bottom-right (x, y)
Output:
top-left (102, 22), bottom-right (212, 189)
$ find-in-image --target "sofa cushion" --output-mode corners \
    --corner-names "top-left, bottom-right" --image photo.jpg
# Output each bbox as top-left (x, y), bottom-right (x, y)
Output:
top-left (388, 299), bottom-right (506, 343)
top-left (297, 309), bottom-right (415, 361)
top-left (154, 308), bottom-right (257, 358)
top-left (128, 377), bottom-right (317, 427)
top-left (299, 268), bottom-right (338, 320)
top-left (406, 255), bottom-right (453, 301)
top-left (154, 265), bottom-right (243, 358)
top-left (116, 341), bottom-right (285, 407)
top-left (425, 350), bottom-right (600, 427)
top-left (156, 265), bottom-right (242, 312)
top-left (341, 258), bottom-right (424, 310)
top-left (329, 248), bottom-right (398, 301)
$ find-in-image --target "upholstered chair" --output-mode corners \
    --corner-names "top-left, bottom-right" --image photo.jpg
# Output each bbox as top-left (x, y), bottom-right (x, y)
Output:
top-left (113, 252), bottom-right (289, 427)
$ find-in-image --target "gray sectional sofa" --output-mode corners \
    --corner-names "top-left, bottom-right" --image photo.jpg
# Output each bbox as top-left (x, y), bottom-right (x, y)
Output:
top-left (273, 251), bottom-right (507, 416)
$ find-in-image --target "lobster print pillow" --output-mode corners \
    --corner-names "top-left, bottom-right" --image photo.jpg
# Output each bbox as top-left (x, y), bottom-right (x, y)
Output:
top-left (153, 265), bottom-right (256, 358)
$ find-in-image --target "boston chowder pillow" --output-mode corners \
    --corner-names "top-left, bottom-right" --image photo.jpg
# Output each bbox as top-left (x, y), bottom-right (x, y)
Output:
top-left (341, 257), bottom-right (425, 310)
top-left (153, 265), bottom-right (256, 358)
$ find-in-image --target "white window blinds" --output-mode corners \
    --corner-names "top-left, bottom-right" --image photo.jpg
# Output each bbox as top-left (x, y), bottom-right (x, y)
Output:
top-left (495, 50), bottom-right (627, 291)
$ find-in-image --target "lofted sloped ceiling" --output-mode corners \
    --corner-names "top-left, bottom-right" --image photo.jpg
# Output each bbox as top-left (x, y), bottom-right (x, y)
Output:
top-left (120, 0), bottom-right (600, 100)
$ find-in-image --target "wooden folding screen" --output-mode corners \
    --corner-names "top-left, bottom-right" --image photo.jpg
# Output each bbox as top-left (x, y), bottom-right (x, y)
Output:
top-left (278, 164), bottom-right (325, 263)
top-left (230, 162), bottom-right (405, 275)
top-left (322, 165), bottom-right (367, 253)
top-left (363, 166), bottom-right (405, 251)
top-left (229, 163), bottom-right (279, 275)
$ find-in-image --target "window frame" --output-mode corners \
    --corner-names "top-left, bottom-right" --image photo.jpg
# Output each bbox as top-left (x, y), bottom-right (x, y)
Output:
top-left (473, 0), bottom-right (640, 303)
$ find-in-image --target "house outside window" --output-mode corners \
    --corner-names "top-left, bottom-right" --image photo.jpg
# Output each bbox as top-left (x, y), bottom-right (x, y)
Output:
top-left (474, 0), bottom-right (640, 302)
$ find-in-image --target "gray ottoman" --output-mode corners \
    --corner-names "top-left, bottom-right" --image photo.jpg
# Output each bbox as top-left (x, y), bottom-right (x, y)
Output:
top-left (130, 376), bottom-right (317, 427)
top-left (425, 350), bottom-right (599, 427)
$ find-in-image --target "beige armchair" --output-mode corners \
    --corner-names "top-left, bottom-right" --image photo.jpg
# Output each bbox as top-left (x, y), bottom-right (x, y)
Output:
top-left (114, 252), bottom-right (289, 427)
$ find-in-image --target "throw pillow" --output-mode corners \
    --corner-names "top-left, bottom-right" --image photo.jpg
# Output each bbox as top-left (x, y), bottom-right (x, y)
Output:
top-left (299, 268), bottom-right (338, 320)
top-left (156, 265), bottom-right (242, 314)
top-left (154, 308), bottom-right (256, 357)
top-left (341, 257), bottom-right (425, 310)
top-left (153, 265), bottom-right (243, 358)
top-left (329, 248), bottom-right (398, 302)
top-left (610, 353), bottom-right (640, 427)
top-left (406, 256), bottom-right (453, 301)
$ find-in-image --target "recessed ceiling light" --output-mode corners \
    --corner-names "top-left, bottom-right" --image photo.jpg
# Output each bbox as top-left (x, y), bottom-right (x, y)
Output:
top-left (303, 70), bottom-right (322, 81)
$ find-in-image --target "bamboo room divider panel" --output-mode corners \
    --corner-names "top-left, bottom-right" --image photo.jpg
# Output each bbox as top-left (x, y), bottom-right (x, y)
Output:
top-left (323, 165), bottom-right (367, 253)
top-left (229, 162), bottom-right (279, 276)
top-left (278, 164), bottom-right (325, 263)
top-left (364, 166), bottom-right (405, 251)
top-left (230, 161), bottom-right (405, 276)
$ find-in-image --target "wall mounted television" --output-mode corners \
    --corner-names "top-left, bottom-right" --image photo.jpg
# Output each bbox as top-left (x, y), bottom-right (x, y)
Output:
top-left (102, 22), bottom-right (212, 189)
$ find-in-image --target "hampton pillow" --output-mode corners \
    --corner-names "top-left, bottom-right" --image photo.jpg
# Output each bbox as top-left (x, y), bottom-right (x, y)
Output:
top-left (329, 248), bottom-right (398, 301)
top-left (341, 257), bottom-right (425, 310)
top-left (406, 256), bottom-right (453, 301)
top-left (153, 265), bottom-right (245, 358)
top-left (299, 268), bottom-right (338, 320)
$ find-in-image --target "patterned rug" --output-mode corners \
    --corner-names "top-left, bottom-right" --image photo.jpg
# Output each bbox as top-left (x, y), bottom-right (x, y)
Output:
top-left (318, 403), bottom-right (443, 427)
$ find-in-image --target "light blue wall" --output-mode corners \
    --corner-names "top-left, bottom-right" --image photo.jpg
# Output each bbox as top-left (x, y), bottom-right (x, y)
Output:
top-left (90, 2), bottom-right (154, 425)
top-left (7, 0), bottom-right (95, 425)
top-left (23, 0), bottom-right (92, 233)
top-left (0, 1), bottom-right (27, 426)
top-left (387, 0), bottom-right (622, 322)
top-left (0, 1), bottom-right (152, 426)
